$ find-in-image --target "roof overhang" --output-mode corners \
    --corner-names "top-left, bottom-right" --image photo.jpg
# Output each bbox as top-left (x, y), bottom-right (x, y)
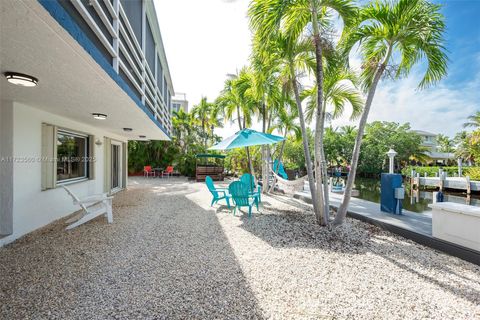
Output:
top-left (0, 0), bottom-right (170, 141)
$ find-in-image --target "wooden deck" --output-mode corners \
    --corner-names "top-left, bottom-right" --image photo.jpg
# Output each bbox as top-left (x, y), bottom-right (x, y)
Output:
top-left (414, 176), bottom-right (480, 192)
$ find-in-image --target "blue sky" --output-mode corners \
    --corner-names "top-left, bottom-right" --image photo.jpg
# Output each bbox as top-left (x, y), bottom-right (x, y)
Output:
top-left (156, 0), bottom-right (480, 138)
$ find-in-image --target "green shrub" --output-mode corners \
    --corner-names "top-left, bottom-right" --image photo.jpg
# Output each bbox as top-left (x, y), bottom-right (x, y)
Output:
top-left (465, 167), bottom-right (480, 180)
top-left (402, 166), bottom-right (480, 180)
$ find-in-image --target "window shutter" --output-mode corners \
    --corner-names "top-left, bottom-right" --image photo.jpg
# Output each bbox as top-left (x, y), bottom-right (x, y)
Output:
top-left (88, 135), bottom-right (95, 180)
top-left (41, 123), bottom-right (57, 190)
top-left (104, 137), bottom-right (112, 193)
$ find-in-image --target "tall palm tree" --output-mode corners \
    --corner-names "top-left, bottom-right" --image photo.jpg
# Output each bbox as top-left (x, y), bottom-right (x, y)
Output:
top-left (191, 97), bottom-right (220, 149)
top-left (216, 68), bottom-right (257, 173)
top-left (463, 111), bottom-right (480, 129)
top-left (301, 52), bottom-right (363, 219)
top-left (247, 55), bottom-right (283, 189)
top-left (334, 0), bottom-right (448, 225)
top-left (172, 108), bottom-right (192, 153)
top-left (250, 27), bottom-right (324, 222)
top-left (249, 0), bottom-right (357, 225)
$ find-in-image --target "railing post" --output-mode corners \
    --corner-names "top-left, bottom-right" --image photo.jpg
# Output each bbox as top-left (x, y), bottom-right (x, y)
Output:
top-left (141, 0), bottom-right (146, 105)
top-left (112, 0), bottom-right (120, 73)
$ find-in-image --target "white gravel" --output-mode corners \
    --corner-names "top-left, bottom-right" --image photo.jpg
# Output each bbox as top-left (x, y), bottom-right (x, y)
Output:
top-left (1, 177), bottom-right (479, 319)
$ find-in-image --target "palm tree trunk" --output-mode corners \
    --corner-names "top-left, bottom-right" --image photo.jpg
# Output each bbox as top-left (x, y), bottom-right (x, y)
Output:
top-left (268, 132), bottom-right (287, 193)
top-left (334, 47), bottom-right (392, 225)
top-left (262, 102), bottom-right (268, 193)
top-left (290, 65), bottom-right (321, 221)
top-left (311, 3), bottom-right (327, 226)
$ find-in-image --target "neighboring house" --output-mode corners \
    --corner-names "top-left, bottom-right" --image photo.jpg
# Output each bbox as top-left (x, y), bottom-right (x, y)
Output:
top-left (172, 93), bottom-right (189, 114)
top-left (0, 0), bottom-right (173, 246)
top-left (412, 130), bottom-right (455, 165)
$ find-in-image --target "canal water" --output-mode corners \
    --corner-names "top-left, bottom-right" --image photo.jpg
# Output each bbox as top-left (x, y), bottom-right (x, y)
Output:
top-left (353, 177), bottom-right (480, 213)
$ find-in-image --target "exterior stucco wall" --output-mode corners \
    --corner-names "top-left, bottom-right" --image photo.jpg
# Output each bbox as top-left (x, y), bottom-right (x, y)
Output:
top-left (0, 102), bottom-right (127, 246)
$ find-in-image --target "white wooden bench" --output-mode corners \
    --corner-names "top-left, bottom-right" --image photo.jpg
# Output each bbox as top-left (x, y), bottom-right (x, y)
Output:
top-left (62, 185), bottom-right (113, 230)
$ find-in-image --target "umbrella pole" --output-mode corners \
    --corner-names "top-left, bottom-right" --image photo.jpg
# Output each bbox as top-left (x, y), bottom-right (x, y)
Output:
top-left (245, 146), bottom-right (255, 176)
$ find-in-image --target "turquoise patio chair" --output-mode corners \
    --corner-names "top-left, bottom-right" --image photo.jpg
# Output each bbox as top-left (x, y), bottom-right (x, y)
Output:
top-left (206, 176), bottom-right (231, 209)
top-left (240, 173), bottom-right (261, 204)
top-left (228, 181), bottom-right (258, 218)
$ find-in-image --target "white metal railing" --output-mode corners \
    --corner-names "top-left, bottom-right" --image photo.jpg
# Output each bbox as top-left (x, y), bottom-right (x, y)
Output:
top-left (70, 0), bottom-right (171, 135)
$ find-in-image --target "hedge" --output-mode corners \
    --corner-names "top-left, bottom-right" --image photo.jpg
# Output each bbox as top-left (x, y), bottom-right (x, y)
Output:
top-left (401, 166), bottom-right (480, 180)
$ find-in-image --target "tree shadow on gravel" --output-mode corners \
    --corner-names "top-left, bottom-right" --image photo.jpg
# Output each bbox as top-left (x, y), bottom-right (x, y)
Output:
top-left (237, 205), bottom-right (374, 255)
top-left (0, 186), bottom-right (265, 320)
top-left (238, 194), bottom-right (480, 306)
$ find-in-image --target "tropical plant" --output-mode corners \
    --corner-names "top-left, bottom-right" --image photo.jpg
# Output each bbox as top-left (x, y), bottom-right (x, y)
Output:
top-left (436, 134), bottom-right (455, 153)
top-left (191, 97), bottom-right (222, 148)
top-left (249, 0), bottom-right (358, 225)
top-left (249, 21), bottom-right (323, 221)
top-left (216, 68), bottom-right (258, 173)
top-left (463, 111), bottom-right (480, 129)
top-left (268, 100), bottom-right (301, 192)
top-left (335, 0), bottom-right (448, 225)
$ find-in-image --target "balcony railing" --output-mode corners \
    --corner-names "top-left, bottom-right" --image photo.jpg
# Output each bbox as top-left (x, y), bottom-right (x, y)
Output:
top-left (66, 0), bottom-right (172, 135)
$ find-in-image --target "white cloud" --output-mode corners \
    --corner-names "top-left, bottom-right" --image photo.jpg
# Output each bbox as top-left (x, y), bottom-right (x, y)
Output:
top-left (155, 0), bottom-right (479, 139)
top-left (331, 69), bottom-right (480, 137)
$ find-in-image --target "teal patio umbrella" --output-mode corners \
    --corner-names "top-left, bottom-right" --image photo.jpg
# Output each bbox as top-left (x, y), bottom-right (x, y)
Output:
top-left (209, 128), bottom-right (285, 150)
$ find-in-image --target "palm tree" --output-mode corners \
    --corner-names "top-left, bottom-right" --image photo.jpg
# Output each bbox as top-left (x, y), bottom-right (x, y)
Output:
top-left (334, 0), bottom-right (448, 225)
top-left (249, 0), bottom-right (357, 226)
top-left (463, 111), bottom-right (480, 129)
top-left (303, 52), bottom-right (363, 124)
top-left (248, 55), bottom-right (283, 191)
top-left (250, 27), bottom-right (324, 222)
top-left (268, 98), bottom-right (301, 192)
top-left (216, 68), bottom-right (257, 173)
top-left (191, 97), bottom-right (221, 149)
top-left (301, 51), bottom-right (363, 220)
top-left (172, 108), bottom-right (192, 153)
top-left (436, 134), bottom-right (455, 153)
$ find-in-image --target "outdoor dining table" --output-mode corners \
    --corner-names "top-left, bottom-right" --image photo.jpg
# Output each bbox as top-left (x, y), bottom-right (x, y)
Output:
top-left (153, 168), bottom-right (164, 177)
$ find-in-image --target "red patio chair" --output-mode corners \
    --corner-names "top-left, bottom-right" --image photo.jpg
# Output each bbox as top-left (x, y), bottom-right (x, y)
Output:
top-left (144, 165), bottom-right (155, 178)
top-left (162, 166), bottom-right (174, 178)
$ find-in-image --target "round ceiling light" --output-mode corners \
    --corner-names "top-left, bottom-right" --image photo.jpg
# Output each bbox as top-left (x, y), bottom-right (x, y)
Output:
top-left (92, 113), bottom-right (107, 120)
top-left (4, 72), bottom-right (38, 87)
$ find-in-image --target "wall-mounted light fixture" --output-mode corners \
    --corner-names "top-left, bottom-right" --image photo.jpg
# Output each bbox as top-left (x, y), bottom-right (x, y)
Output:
top-left (123, 128), bottom-right (133, 132)
top-left (4, 72), bottom-right (38, 87)
top-left (139, 135), bottom-right (146, 139)
top-left (92, 113), bottom-right (107, 120)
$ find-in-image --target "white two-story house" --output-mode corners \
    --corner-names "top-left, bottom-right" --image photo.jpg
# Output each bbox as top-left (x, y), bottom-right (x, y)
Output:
top-left (0, 0), bottom-right (173, 245)
top-left (413, 130), bottom-right (455, 165)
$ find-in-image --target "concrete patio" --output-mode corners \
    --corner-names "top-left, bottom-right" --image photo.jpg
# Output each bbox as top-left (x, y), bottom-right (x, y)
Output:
top-left (1, 177), bottom-right (479, 319)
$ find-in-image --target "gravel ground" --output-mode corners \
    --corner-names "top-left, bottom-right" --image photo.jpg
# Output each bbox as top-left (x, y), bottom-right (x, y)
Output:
top-left (1, 177), bottom-right (479, 319)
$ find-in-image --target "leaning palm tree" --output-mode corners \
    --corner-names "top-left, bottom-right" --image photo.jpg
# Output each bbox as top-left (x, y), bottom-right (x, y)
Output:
top-left (334, 0), bottom-right (448, 225)
top-left (463, 111), bottom-right (480, 129)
